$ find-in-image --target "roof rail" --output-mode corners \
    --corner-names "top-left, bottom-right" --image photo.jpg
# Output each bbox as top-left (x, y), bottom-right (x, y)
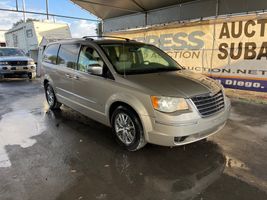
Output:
top-left (82, 36), bottom-right (133, 42)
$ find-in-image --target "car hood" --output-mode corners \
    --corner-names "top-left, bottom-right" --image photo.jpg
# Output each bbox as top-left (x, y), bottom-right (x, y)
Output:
top-left (125, 70), bottom-right (222, 98)
top-left (0, 56), bottom-right (32, 61)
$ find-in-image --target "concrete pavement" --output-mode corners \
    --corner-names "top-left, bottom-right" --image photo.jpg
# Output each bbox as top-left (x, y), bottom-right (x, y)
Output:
top-left (0, 79), bottom-right (267, 200)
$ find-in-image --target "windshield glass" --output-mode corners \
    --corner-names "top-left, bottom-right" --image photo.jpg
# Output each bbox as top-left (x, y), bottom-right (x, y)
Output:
top-left (101, 43), bottom-right (182, 75)
top-left (0, 48), bottom-right (25, 57)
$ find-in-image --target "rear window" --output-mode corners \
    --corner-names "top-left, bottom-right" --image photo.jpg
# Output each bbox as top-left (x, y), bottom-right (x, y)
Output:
top-left (57, 44), bottom-right (80, 69)
top-left (43, 44), bottom-right (60, 64)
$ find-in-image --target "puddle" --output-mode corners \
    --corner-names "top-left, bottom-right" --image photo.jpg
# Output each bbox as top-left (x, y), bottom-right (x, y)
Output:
top-left (0, 110), bottom-right (46, 167)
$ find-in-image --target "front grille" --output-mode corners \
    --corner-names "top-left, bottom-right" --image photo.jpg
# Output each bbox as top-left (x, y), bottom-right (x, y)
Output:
top-left (8, 61), bottom-right (28, 66)
top-left (191, 90), bottom-right (225, 117)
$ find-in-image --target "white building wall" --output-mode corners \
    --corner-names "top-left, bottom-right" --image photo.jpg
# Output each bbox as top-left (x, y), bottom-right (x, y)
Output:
top-left (25, 22), bottom-right (39, 51)
top-left (5, 21), bottom-right (71, 53)
top-left (33, 21), bottom-right (71, 45)
top-left (5, 25), bottom-right (28, 52)
top-left (0, 30), bottom-right (7, 43)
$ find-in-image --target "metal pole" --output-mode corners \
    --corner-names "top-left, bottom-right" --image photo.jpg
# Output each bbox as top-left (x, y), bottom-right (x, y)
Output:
top-left (215, 0), bottom-right (219, 17)
top-left (45, 0), bottom-right (49, 20)
top-left (145, 12), bottom-right (147, 26)
top-left (21, 0), bottom-right (26, 22)
top-left (15, 0), bottom-right (18, 11)
top-left (101, 20), bottom-right (104, 36)
top-left (209, 0), bottom-right (219, 77)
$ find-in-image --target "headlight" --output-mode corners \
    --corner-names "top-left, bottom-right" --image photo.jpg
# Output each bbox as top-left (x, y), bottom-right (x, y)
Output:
top-left (151, 96), bottom-right (189, 113)
top-left (28, 60), bottom-right (35, 65)
top-left (0, 61), bottom-right (8, 65)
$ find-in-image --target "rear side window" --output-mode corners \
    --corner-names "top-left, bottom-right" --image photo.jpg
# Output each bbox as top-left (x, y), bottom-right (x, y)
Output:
top-left (58, 44), bottom-right (80, 69)
top-left (43, 44), bottom-right (60, 64)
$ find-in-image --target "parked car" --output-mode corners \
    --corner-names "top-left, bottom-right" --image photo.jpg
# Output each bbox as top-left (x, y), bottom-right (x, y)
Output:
top-left (42, 36), bottom-right (231, 151)
top-left (0, 47), bottom-right (36, 79)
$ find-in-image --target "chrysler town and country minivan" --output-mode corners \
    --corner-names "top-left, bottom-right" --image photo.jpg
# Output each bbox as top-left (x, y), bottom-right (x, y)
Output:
top-left (42, 36), bottom-right (231, 151)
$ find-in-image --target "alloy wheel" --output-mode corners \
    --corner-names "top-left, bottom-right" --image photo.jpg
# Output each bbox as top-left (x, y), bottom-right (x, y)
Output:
top-left (114, 113), bottom-right (136, 145)
top-left (46, 86), bottom-right (55, 106)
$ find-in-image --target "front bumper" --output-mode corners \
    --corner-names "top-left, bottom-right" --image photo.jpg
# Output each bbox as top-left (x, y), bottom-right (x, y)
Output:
top-left (0, 65), bottom-right (36, 77)
top-left (142, 98), bottom-right (231, 146)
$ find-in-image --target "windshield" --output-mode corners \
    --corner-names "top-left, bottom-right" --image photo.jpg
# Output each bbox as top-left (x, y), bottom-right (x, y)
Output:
top-left (0, 48), bottom-right (25, 57)
top-left (101, 43), bottom-right (182, 75)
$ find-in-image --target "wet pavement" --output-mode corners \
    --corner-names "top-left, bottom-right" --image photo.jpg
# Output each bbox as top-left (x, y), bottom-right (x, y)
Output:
top-left (0, 79), bottom-right (267, 200)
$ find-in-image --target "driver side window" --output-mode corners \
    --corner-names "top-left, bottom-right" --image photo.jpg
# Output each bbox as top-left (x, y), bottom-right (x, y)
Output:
top-left (78, 46), bottom-right (104, 73)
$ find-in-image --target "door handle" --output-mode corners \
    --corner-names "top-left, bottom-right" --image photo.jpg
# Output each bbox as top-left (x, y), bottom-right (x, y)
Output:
top-left (65, 74), bottom-right (72, 78)
top-left (73, 75), bottom-right (79, 80)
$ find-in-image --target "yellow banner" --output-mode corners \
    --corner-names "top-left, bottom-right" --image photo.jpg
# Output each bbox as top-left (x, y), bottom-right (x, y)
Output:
top-left (110, 14), bottom-right (267, 92)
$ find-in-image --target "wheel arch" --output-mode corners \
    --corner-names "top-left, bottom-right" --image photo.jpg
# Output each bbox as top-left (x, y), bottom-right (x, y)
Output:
top-left (43, 79), bottom-right (49, 87)
top-left (109, 101), bottom-right (140, 124)
top-left (43, 74), bottom-right (54, 88)
top-left (106, 94), bottom-right (153, 141)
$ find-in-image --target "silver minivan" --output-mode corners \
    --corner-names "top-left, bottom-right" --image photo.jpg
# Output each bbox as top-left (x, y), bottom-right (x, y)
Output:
top-left (42, 36), bottom-right (231, 151)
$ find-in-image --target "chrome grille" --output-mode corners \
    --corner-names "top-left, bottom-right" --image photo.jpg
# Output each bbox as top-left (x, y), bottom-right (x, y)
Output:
top-left (191, 90), bottom-right (225, 117)
top-left (8, 61), bottom-right (28, 66)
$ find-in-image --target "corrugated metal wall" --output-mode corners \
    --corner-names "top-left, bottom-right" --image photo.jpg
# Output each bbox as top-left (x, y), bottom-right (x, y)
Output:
top-left (104, 0), bottom-right (267, 32)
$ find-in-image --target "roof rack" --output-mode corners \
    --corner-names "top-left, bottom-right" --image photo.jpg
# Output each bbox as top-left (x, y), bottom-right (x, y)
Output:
top-left (82, 36), bottom-right (133, 42)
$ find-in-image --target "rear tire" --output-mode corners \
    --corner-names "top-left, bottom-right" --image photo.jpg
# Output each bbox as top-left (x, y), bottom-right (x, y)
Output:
top-left (45, 83), bottom-right (62, 110)
top-left (111, 106), bottom-right (146, 151)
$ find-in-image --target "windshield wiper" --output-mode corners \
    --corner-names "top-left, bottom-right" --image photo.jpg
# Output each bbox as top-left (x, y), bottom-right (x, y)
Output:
top-left (125, 68), bottom-right (181, 75)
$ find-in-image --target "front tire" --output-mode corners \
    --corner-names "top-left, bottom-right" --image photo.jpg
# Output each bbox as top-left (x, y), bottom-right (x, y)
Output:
top-left (111, 106), bottom-right (146, 151)
top-left (45, 83), bottom-right (62, 110)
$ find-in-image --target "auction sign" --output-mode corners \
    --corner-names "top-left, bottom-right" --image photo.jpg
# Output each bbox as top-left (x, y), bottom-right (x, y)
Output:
top-left (110, 14), bottom-right (267, 93)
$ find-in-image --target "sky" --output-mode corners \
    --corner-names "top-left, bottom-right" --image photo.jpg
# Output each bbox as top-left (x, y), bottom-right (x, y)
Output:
top-left (0, 0), bottom-right (99, 41)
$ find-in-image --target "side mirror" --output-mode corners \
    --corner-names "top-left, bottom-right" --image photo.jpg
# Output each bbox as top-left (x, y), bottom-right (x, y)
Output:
top-left (87, 64), bottom-right (103, 75)
top-left (26, 52), bottom-right (30, 57)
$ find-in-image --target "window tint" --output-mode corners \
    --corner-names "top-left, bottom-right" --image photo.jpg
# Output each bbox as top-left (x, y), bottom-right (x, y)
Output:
top-left (43, 44), bottom-right (60, 64)
top-left (78, 46), bottom-right (104, 73)
top-left (58, 44), bottom-right (80, 69)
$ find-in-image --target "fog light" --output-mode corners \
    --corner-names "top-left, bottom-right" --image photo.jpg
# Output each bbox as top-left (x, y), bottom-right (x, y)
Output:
top-left (174, 136), bottom-right (188, 143)
top-left (0, 61), bottom-right (8, 65)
